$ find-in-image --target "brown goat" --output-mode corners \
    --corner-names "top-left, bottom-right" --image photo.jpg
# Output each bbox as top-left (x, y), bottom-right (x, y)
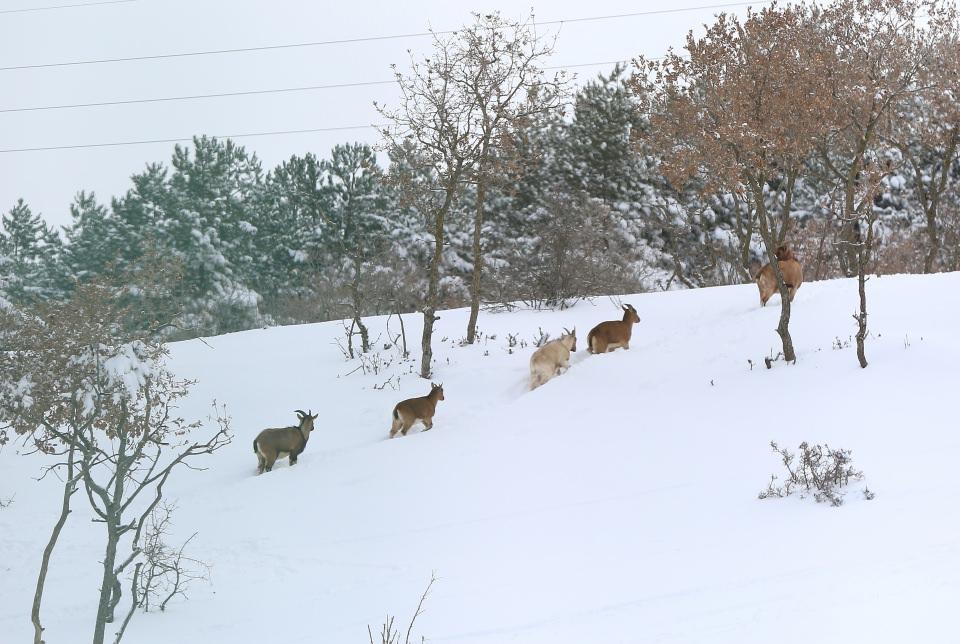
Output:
top-left (756, 245), bottom-right (804, 306)
top-left (390, 383), bottom-right (444, 438)
top-left (253, 409), bottom-right (318, 474)
top-left (529, 328), bottom-right (577, 390)
top-left (587, 304), bottom-right (641, 353)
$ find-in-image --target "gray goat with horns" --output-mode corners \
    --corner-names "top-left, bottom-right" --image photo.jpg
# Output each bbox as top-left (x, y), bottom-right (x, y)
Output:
top-left (253, 409), bottom-right (318, 474)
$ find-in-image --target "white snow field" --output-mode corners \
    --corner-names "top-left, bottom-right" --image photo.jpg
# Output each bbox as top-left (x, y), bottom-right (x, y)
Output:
top-left (2, 273), bottom-right (959, 644)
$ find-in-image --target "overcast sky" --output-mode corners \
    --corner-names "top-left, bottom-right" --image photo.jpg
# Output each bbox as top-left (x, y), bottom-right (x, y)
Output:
top-left (1, 0), bottom-right (770, 227)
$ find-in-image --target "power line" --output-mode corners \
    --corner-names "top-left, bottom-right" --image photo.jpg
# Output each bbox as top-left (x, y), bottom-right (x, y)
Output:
top-left (0, 80), bottom-right (397, 114)
top-left (1, 0), bottom-right (135, 15)
top-left (0, 125), bottom-right (380, 154)
top-left (0, 1), bottom-right (770, 72)
top-left (536, 1), bottom-right (767, 26)
top-left (0, 59), bottom-right (636, 114)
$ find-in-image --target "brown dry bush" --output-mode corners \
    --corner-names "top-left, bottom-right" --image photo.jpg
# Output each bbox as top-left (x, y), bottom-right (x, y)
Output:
top-left (759, 441), bottom-right (872, 507)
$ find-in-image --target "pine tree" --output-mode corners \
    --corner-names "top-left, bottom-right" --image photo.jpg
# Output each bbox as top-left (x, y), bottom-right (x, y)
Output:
top-left (259, 152), bottom-right (327, 310)
top-left (164, 136), bottom-right (265, 334)
top-left (0, 199), bottom-right (63, 305)
top-left (63, 191), bottom-right (120, 282)
top-left (317, 143), bottom-right (392, 351)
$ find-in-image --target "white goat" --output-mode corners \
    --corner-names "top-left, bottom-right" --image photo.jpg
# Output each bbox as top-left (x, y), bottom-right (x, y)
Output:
top-left (529, 328), bottom-right (577, 390)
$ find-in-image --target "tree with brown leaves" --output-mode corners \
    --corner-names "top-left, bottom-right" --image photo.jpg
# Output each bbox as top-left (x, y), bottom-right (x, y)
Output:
top-left (633, 3), bottom-right (839, 362)
top-left (814, 0), bottom-right (955, 366)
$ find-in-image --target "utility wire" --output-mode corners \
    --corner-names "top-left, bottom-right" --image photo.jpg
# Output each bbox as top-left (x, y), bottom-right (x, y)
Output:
top-left (0, 80), bottom-right (397, 113)
top-left (536, 1), bottom-right (766, 25)
top-left (1, 0), bottom-right (135, 15)
top-left (0, 125), bottom-right (380, 154)
top-left (0, 59), bottom-right (635, 114)
top-left (0, 1), bottom-right (770, 72)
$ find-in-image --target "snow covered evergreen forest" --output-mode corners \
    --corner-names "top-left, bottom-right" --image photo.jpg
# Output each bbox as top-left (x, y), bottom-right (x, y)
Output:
top-left (4, 1), bottom-right (960, 643)
top-left (3, 6), bottom-right (960, 339)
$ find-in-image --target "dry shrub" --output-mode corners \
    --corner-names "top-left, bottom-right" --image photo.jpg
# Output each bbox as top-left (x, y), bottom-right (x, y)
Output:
top-left (368, 574), bottom-right (436, 644)
top-left (759, 441), bottom-right (873, 507)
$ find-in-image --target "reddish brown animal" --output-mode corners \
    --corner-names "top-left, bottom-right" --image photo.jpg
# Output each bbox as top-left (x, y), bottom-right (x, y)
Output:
top-left (253, 409), bottom-right (318, 474)
top-left (756, 245), bottom-right (804, 306)
top-left (390, 383), bottom-right (445, 438)
top-left (587, 304), bottom-right (641, 354)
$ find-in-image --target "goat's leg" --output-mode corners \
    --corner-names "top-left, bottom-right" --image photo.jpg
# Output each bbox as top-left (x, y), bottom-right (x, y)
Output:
top-left (264, 451), bottom-right (277, 473)
top-left (389, 417), bottom-right (403, 438)
top-left (422, 417), bottom-right (434, 432)
top-left (400, 419), bottom-right (415, 436)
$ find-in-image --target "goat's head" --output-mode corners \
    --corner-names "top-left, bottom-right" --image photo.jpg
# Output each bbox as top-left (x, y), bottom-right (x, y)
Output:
top-left (562, 327), bottom-right (577, 352)
top-left (775, 245), bottom-right (795, 262)
top-left (621, 304), bottom-right (641, 324)
top-left (295, 409), bottom-right (318, 435)
top-left (430, 383), bottom-right (445, 401)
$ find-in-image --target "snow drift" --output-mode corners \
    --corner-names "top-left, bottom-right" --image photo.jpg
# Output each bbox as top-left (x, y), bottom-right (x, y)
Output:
top-left (2, 272), bottom-right (958, 643)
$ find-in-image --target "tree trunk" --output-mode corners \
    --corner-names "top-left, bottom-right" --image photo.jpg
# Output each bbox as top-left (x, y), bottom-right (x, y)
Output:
top-left (922, 127), bottom-right (957, 274)
top-left (753, 177), bottom-right (796, 363)
top-left (465, 172), bottom-right (485, 344)
top-left (855, 257), bottom-right (868, 368)
top-left (854, 216), bottom-right (876, 369)
top-left (351, 280), bottom-right (370, 354)
top-left (775, 283), bottom-right (796, 363)
top-left (94, 434), bottom-right (128, 644)
top-left (923, 213), bottom-right (939, 274)
top-left (32, 447), bottom-right (78, 644)
top-left (93, 520), bottom-right (121, 644)
top-left (420, 174), bottom-right (459, 378)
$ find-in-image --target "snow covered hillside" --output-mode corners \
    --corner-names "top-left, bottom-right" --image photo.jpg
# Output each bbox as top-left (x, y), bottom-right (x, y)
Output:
top-left (2, 273), bottom-right (959, 643)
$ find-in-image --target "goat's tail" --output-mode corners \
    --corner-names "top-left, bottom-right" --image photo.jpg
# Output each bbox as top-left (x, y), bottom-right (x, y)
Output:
top-left (392, 407), bottom-right (399, 421)
top-left (252, 438), bottom-right (258, 454)
top-left (586, 330), bottom-right (595, 354)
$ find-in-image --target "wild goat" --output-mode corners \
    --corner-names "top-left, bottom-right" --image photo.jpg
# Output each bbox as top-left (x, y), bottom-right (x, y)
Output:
top-left (253, 409), bottom-right (318, 474)
top-left (529, 328), bottom-right (577, 390)
top-left (390, 383), bottom-right (445, 438)
top-left (756, 245), bottom-right (804, 306)
top-left (587, 304), bottom-right (641, 353)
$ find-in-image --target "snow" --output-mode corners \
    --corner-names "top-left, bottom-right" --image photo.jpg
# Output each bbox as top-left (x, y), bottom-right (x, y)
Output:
top-left (2, 272), bottom-right (959, 643)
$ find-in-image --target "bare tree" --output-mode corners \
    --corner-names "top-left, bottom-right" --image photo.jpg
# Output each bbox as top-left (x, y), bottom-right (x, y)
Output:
top-left (634, 3), bottom-right (839, 362)
top-left (815, 0), bottom-right (953, 366)
top-left (850, 161), bottom-right (894, 368)
top-left (0, 279), bottom-right (231, 644)
top-left (377, 12), bottom-right (566, 374)
top-left (883, 33), bottom-right (960, 273)
top-left (131, 502), bottom-right (210, 614)
top-left (452, 12), bottom-right (567, 344)
top-left (30, 445), bottom-right (80, 644)
top-left (377, 30), bottom-right (477, 378)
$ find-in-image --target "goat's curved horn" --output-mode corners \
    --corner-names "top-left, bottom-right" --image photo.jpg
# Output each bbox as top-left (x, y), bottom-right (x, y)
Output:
top-left (295, 409), bottom-right (306, 418)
